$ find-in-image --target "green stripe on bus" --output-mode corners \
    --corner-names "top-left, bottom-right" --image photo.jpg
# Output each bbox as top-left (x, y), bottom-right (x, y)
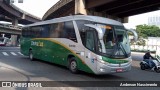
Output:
top-left (31, 38), bottom-right (94, 74)
top-left (102, 56), bottom-right (129, 64)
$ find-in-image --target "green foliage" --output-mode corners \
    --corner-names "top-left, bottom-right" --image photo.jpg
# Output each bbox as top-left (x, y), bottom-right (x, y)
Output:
top-left (136, 24), bottom-right (160, 38)
top-left (135, 24), bottom-right (160, 46)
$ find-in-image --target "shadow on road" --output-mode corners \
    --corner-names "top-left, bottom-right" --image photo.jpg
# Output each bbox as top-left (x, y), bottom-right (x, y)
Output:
top-left (0, 55), bottom-right (127, 81)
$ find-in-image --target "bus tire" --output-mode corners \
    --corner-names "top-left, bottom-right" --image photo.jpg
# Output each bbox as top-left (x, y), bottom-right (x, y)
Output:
top-left (29, 50), bottom-right (34, 61)
top-left (69, 58), bottom-right (78, 74)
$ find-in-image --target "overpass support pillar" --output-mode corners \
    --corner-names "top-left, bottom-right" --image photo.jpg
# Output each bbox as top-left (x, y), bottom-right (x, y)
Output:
top-left (11, 35), bottom-right (18, 46)
top-left (11, 18), bottom-right (18, 46)
top-left (75, 0), bottom-right (88, 15)
top-left (12, 18), bottom-right (18, 26)
top-left (122, 17), bottom-right (128, 23)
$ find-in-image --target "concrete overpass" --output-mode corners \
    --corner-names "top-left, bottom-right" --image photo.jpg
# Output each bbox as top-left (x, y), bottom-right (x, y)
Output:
top-left (43, 0), bottom-right (160, 23)
top-left (0, 23), bottom-right (21, 35)
top-left (0, 23), bottom-right (21, 46)
top-left (0, 0), bottom-right (42, 46)
top-left (0, 0), bottom-right (41, 25)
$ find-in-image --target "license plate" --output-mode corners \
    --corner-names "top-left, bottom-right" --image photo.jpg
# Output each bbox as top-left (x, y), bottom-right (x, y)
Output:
top-left (116, 68), bottom-right (123, 72)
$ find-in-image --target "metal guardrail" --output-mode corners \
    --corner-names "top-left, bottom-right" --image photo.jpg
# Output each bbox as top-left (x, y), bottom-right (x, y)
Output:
top-left (0, 24), bottom-right (22, 30)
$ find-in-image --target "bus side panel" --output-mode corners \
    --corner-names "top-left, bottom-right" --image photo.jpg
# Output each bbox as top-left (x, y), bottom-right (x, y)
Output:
top-left (40, 40), bottom-right (55, 62)
top-left (20, 37), bottom-right (31, 56)
top-left (31, 39), bottom-right (68, 66)
top-left (43, 39), bottom-right (67, 66)
top-left (32, 38), bottom-right (94, 73)
top-left (30, 40), bottom-right (44, 60)
top-left (76, 56), bottom-right (95, 74)
top-left (21, 37), bottom-right (94, 73)
top-left (72, 20), bottom-right (95, 74)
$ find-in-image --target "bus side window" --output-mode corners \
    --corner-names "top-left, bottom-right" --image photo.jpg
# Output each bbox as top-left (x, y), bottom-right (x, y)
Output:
top-left (80, 31), bottom-right (86, 45)
top-left (31, 26), bottom-right (42, 38)
top-left (86, 31), bottom-right (95, 51)
top-left (64, 21), bottom-right (77, 42)
top-left (76, 20), bottom-right (94, 45)
top-left (41, 25), bottom-right (50, 38)
top-left (49, 23), bottom-right (64, 38)
top-left (22, 28), bottom-right (27, 37)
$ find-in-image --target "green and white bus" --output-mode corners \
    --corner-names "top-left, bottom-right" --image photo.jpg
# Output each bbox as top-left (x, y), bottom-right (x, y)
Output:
top-left (20, 15), bottom-right (137, 74)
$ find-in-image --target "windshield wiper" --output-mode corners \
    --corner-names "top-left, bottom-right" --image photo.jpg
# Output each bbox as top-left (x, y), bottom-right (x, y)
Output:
top-left (119, 43), bottom-right (128, 57)
top-left (110, 43), bottom-right (122, 58)
top-left (110, 42), bottom-right (128, 58)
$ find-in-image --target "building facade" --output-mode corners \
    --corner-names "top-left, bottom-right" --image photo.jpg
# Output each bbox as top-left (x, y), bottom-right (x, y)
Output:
top-left (148, 16), bottom-right (160, 26)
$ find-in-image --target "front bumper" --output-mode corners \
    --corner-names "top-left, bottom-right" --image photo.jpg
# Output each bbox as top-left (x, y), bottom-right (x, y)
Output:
top-left (96, 61), bottom-right (132, 74)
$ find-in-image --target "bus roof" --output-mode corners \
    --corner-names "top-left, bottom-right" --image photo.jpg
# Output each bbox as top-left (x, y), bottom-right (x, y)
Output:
top-left (24, 15), bottom-right (123, 27)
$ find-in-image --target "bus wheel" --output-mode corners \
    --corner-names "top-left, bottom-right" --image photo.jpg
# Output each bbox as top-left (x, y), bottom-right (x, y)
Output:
top-left (69, 58), bottom-right (78, 73)
top-left (29, 50), bottom-right (34, 61)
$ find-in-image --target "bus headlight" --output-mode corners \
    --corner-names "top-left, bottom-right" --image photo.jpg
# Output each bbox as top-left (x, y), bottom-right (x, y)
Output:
top-left (97, 55), bottom-right (109, 65)
top-left (98, 59), bottom-right (109, 65)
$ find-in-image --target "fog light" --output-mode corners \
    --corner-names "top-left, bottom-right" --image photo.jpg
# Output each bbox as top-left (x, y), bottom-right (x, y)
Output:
top-left (100, 68), bottom-right (105, 72)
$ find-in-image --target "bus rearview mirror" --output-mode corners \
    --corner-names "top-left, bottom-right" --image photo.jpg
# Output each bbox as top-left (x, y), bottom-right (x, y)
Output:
top-left (127, 29), bottom-right (138, 42)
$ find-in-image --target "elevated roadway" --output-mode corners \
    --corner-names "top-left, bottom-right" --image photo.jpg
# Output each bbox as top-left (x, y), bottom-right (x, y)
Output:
top-left (0, 0), bottom-right (41, 25)
top-left (0, 0), bottom-right (41, 46)
top-left (0, 23), bottom-right (21, 35)
top-left (43, 0), bottom-right (160, 23)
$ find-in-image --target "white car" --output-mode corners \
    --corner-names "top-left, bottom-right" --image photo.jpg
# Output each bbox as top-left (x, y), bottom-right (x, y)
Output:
top-left (0, 37), bottom-right (10, 46)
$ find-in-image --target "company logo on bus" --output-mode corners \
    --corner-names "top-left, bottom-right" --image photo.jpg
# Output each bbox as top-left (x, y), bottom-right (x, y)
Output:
top-left (31, 41), bottom-right (44, 47)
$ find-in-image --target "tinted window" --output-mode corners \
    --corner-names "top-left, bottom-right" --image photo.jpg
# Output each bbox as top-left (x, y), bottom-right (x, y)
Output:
top-left (22, 27), bottom-right (27, 37)
top-left (22, 21), bottom-right (77, 41)
top-left (49, 21), bottom-right (77, 42)
top-left (22, 27), bottom-right (32, 38)
top-left (41, 25), bottom-right (50, 38)
top-left (86, 31), bottom-right (95, 51)
top-left (64, 21), bottom-right (77, 42)
top-left (49, 23), bottom-right (64, 38)
top-left (76, 20), bottom-right (93, 44)
top-left (31, 26), bottom-right (42, 38)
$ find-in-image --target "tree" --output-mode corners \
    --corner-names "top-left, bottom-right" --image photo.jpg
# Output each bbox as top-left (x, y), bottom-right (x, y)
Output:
top-left (136, 24), bottom-right (160, 38)
top-left (135, 24), bottom-right (160, 47)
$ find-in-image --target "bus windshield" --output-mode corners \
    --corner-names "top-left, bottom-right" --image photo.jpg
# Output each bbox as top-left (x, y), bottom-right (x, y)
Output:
top-left (97, 24), bottom-right (130, 58)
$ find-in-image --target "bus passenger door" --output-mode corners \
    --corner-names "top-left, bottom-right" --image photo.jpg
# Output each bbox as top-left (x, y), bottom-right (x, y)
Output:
top-left (84, 30), bottom-right (97, 72)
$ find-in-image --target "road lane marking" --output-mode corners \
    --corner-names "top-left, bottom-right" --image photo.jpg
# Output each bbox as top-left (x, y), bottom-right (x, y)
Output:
top-left (1, 51), bottom-right (24, 56)
top-left (2, 52), bottom-right (9, 56)
top-left (10, 52), bottom-right (17, 56)
top-left (18, 52), bottom-right (23, 56)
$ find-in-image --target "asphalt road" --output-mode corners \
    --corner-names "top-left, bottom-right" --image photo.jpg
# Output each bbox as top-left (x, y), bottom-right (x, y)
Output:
top-left (0, 47), bottom-right (159, 90)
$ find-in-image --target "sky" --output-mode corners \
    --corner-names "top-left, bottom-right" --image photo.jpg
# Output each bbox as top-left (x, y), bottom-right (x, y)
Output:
top-left (10, 0), bottom-right (160, 29)
top-left (13, 0), bottom-right (59, 18)
top-left (124, 10), bottom-right (160, 29)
